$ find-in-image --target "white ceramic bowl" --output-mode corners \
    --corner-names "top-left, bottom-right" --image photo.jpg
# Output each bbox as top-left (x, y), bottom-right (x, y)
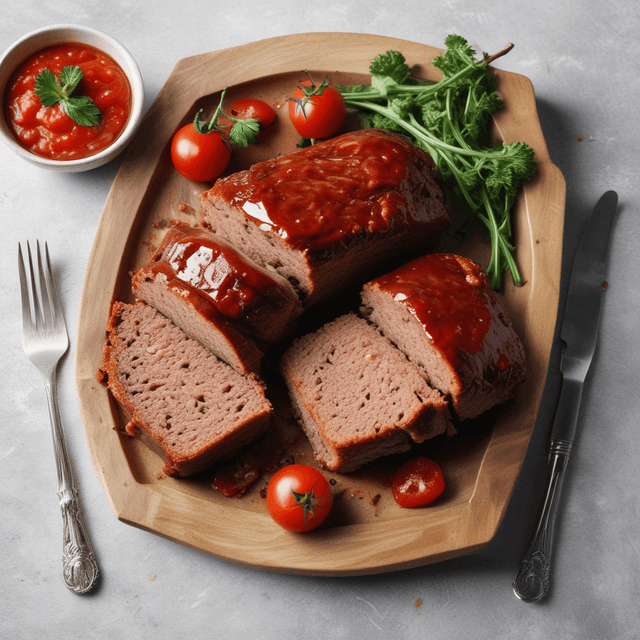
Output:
top-left (0, 24), bottom-right (144, 172)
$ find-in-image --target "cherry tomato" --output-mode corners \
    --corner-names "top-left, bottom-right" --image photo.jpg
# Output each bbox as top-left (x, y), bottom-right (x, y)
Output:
top-left (288, 80), bottom-right (346, 139)
top-left (266, 464), bottom-right (333, 532)
top-left (228, 98), bottom-right (276, 127)
top-left (391, 457), bottom-right (445, 509)
top-left (170, 123), bottom-right (231, 182)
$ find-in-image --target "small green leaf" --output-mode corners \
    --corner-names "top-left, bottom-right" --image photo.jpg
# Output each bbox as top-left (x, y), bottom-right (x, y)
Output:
top-left (59, 65), bottom-right (83, 94)
top-left (390, 96), bottom-right (415, 119)
top-left (369, 50), bottom-right (413, 83)
top-left (370, 74), bottom-right (398, 97)
top-left (229, 118), bottom-right (260, 147)
top-left (34, 69), bottom-right (65, 107)
top-left (64, 96), bottom-right (101, 127)
top-left (33, 66), bottom-right (102, 127)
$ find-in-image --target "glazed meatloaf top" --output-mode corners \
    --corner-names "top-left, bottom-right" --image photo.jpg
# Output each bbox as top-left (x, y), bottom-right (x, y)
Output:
top-left (198, 129), bottom-right (449, 305)
top-left (204, 128), bottom-right (447, 251)
top-left (136, 222), bottom-right (302, 344)
top-left (98, 301), bottom-right (272, 477)
top-left (361, 253), bottom-right (527, 420)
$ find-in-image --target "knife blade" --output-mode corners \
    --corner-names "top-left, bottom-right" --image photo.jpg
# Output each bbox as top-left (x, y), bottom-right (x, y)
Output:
top-left (513, 190), bottom-right (618, 602)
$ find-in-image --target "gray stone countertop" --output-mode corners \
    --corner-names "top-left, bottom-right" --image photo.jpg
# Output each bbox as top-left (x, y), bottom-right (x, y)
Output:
top-left (2, 1), bottom-right (638, 638)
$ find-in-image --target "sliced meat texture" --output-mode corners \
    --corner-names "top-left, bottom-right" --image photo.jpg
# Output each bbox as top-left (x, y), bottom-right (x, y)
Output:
top-left (198, 129), bottom-right (449, 307)
top-left (98, 301), bottom-right (272, 477)
top-left (361, 253), bottom-right (527, 421)
top-left (132, 223), bottom-right (304, 375)
top-left (279, 313), bottom-right (451, 472)
top-left (132, 262), bottom-right (263, 376)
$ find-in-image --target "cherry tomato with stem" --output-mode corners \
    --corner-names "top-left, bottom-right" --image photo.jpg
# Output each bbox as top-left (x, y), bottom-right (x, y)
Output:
top-left (228, 98), bottom-right (276, 127)
top-left (223, 98), bottom-right (277, 144)
top-left (171, 88), bottom-right (262, 182)
top-left (266, 464), bottom-right (333, 532)
top-left (170, 124), bottom-right (231, 182)
top-left (288, 76), bottom-right (346, 140)
top-left (391, 457), bottom-right (445, 509)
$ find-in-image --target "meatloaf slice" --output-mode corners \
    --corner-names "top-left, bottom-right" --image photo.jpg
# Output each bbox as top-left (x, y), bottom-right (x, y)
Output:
top-left (198, 129), bottom-right (449, 307)
top-left (361, 253), bottom-right (527, 421)
top-left (132, 223), bottom-right (303, 375)
top-left (279, 313), bottom-right (451, 473)
top-left (98, 301), bottom-right (272, 477)
top-left (132, 262), bottom-right (263, 376)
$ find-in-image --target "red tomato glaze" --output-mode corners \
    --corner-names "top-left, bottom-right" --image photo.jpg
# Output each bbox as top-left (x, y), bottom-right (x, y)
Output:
top-left (4, 42), bottom-right (131, 160)
top-left (161, 227), bottom-right (286, 320)
top-left (371, 254), bottom-right (493, 368)
top-left (213, 129), bottom-right (420, 251)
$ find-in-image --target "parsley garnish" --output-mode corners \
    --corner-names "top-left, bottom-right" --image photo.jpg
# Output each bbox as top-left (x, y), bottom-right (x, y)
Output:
top-left (194, 88), bottom-right (261, 147)
top-left (34, 66), bottom-right (101, 127)
top-left (336, 35), bottom-right (536, 289)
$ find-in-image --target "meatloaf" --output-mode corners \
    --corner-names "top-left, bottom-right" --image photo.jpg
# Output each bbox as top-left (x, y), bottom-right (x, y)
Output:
top-left (132, 223), bottom-right (303, 375)
top-left (361, 253), bottom-right (527, 420)
top-left (198, 129), bottom-right (449, 307)
top-left (279, 313), bottom-right (451, 472)
top-left (98, 301), bottom-right (272, 477)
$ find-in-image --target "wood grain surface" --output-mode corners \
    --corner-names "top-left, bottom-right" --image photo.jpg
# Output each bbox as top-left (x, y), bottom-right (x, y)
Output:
top-left (74, 32), bottom-right (565, 575)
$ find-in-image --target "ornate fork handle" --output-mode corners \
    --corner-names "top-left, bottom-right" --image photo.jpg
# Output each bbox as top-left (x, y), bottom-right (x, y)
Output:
top-left (44, 369), bottom-right (99, 594)
top-left (512, 439), bottom-right (571, 602)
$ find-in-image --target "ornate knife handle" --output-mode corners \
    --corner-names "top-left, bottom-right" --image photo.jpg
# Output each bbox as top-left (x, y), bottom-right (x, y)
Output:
top-left (45, 374), bottom-right (99, 594)
top-left (512, 439), bottom-right (572, 602)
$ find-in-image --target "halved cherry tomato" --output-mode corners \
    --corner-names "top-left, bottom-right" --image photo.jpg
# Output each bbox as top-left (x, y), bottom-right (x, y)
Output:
top-left (288, 79), bottom-right (346, 139)
top-left (391, 457), bottom-right (445, 509)
top-left (170, 123), bottom-right (231, 183)
top-left (266, 464), bottom-right (333, 532)
top-left (228, 98), bottom-right (276, 127)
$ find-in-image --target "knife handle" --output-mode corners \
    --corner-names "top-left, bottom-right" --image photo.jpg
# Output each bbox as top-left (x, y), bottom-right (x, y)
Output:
top-left (512, 439), bottom-right (572, 602)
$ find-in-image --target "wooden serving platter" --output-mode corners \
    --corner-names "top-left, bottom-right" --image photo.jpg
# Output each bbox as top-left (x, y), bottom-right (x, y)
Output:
top-left (75, 32), bottom-right (565, 575)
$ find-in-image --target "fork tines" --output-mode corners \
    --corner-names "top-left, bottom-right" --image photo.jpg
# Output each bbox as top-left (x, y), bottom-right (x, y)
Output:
top-left (18, 240), bottom-right (63, 334)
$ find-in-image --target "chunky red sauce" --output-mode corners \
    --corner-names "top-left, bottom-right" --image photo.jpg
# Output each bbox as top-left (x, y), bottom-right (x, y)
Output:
top-left (372, 254), bottom-right (492, 367)
top-left (213, 435), bottom-right (284, 498)
top-left (4, 42), bottom-right (131, 160)
top-left (212, 129), bottom-right (428, 251)
top-left (160, 227), bottom-right (282, 320)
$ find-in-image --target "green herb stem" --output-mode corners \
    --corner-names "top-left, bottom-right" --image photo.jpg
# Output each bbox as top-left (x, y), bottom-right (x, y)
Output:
top-left (337, 37), bottom-right (535, 288)
top-left (193, 88), bottom-right (261, 148)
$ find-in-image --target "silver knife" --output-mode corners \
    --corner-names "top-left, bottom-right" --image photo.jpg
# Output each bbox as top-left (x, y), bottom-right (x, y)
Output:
top-left (512, 190), bottom-right (619, 602)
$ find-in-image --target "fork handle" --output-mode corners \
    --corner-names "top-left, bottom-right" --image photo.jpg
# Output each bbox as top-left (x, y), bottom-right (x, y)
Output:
top-left (44, 371), bottom-right (99, 594)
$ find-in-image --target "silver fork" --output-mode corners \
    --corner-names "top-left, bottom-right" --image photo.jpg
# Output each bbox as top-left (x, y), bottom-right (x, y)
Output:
top-left (18, 241), bottom-right (99, 594)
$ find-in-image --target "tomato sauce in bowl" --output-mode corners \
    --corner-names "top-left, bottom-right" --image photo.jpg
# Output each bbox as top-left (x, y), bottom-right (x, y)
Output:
top-left (4, 42), bottom-right (131, 161)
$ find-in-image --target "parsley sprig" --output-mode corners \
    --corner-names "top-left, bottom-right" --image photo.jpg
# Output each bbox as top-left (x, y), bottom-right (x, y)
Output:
top-left (337, 35), bottom-right (536, 289)
top-left (194, 88), bottom-right (261, 147)
top-left (34, 66), bottom-right (101, 127)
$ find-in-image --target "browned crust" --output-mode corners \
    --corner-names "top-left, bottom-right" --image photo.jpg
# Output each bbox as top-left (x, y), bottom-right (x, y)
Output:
top-left (97, 301), bottom-right (272, 477)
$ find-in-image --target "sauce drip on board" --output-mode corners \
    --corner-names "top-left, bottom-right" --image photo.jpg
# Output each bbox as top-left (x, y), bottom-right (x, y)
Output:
top-left (4, 42), bottom-right (131, 160)
top-left (372, 253), bottom-right (492, 367)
